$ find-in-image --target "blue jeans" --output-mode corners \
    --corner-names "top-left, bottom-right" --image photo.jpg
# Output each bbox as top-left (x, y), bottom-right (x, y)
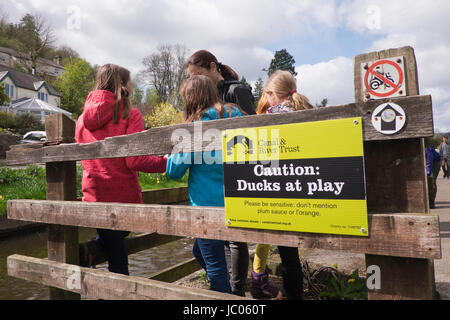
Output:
top-left (193, 238), bottom-right (232, 294)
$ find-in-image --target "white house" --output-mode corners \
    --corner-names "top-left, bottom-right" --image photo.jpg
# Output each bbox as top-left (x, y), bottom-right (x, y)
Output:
top-left (0, 65), bottom-right (61, 107)
top-left (0, 46), bottom-right (66, 78)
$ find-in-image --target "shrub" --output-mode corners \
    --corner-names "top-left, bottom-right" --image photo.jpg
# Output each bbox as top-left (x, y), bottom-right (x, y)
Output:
top-left (13, 113), bottom-right (44, 135)
top-left (0, 111), bottom-right (16, 129)
top-left (143, 102), bottom-right (183, 129)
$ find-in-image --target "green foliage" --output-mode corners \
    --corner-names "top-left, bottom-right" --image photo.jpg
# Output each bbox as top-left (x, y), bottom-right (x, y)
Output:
top-left (319, 269), bottom-right (367, 300)
top-left (143, 101), bottom-right (182, 129)
top-left (316, 98), bottom-right (329, 108)
top-left (240, 76), bottom-right (251, 90)
top-left (53, 58), bottom-right (95, 116)
top-left (267, 49), bottom-right (297, 76)
top-left (0, 111), bottom-right (15, 129)
top-left (0, 164), bottom-right (188, 216)
top-left (0, 83), bottom-right (10, 106)
top-left (139, 171), bottom-right (188, 191)
top-left (0, 165), bottom-right (47, 216)
top-left (145, 87), bottom-right (162, 107)
top-left (428, 134), bottom-right (444, 149)
top-left (13, 113), bottom-right (44, 134)
top-left (253, 77), bottom-right (264, 108)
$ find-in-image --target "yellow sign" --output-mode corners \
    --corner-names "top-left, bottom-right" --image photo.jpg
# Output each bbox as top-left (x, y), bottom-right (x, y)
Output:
top-left (222, 118), bottom-right (368, 237)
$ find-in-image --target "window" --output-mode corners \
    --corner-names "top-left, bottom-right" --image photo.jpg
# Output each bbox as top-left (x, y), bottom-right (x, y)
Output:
top-left (4, 83), bottom-right (14, 98)
top-left (38, 91), bottom-right (48, 102)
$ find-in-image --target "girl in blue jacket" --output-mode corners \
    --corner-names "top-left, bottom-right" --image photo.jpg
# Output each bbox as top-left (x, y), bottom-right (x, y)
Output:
top-left (166, 75), bottom-right (244, 294)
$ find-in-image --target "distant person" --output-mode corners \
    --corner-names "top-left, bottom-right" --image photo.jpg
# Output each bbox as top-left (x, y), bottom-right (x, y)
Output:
top-left (439, 136), bottom-right (450, 179)
top-left (426, 140), bottom-right (441, 209)
top-left (251, 70), bottom-right (313, 300)
top-left (186, 50), bottom-right (253, 296)
top-left (75, 64), bottom-right (167, 275)
top-left (166, 75), bottom-right (245, 294)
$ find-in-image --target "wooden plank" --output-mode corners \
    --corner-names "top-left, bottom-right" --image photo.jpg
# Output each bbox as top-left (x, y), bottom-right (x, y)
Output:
top-left (45, 113), bottom-right (79, 300)
top-left (5, 95), bottom-right (433, 166)
top-left (149, 258), bottom-right (202, 283)
top-left (355, 47), bottom-right (436, 300)
top-left (91, 233), bottom-right (183, 266)
top-left (354, 46), bottom-right (420, 102)
top-left (44, 113), bottom-right (76, 144)
top-left (365, 255), bottom-right (436, 300)
top-left (7, 254), bottom-right (247, 300)
top-left (7, 200), bottom-right (441, 259)
top-left (142, 187), bottom-right (188, 204)
top-left (364, 139), bottom-right (429, 214)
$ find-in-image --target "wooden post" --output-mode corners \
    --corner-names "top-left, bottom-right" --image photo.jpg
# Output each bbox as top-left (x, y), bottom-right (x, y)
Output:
top-left (354, 46), bottom-right (437, 299)
top-left (45, 114), bottom-right (80, 300)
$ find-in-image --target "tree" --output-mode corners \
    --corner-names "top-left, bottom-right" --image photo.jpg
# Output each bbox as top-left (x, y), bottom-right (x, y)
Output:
top-left (130, 80), bottom-right (144, 107)
top-left (145, 87), bottom-right (161, 107)
top-left (253, 77), bottom-right (264, 108)
top-left (266, 49), bottom-right (297, 76)
top-left (15, 14), bottom-right (56, 73)
top-left (53, 58), bottom-right (96, 116)
top-left (316, 98), bottom-right (328, 108)
top-left (139, 44), bottom-right (189, 109)
top-left (0, 83), bottom-right (9, 106)
top-left (240, 76), bottom-right (251, 90)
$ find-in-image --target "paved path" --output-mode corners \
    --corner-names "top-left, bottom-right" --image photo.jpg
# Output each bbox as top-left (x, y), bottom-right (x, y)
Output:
top-left (432, 177), bottom-right (450, 299)
top-left (289, 177), bottom-right (450, 300)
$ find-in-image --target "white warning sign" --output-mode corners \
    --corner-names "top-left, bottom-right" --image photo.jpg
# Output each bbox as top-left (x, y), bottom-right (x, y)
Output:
top-left (362, 56), bottom-right (406, 100)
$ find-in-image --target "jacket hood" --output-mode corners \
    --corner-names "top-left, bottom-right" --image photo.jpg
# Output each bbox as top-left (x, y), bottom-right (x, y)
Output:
top-left (82, 90), bottom-right (116, 131)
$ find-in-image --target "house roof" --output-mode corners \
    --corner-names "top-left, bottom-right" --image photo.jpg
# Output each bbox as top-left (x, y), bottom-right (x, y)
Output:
top-left (10, 97), bottom-right (71, 117)
top-left (0, 46), bottom-right (65, 70)
top-left (0, 65), bottom-right (61, 97)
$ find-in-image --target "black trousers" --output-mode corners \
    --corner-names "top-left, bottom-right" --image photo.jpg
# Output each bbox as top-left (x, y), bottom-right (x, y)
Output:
top-left (96, 229), bottom-right (130, 275)
top-left (278, 246), bottom-right (303, 300)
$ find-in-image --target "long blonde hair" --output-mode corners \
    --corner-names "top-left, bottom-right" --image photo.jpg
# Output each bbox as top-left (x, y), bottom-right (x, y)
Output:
top-left (264, 70), bottom-right (313, 111)
top-left (256, 92), bottom-right (270, 115)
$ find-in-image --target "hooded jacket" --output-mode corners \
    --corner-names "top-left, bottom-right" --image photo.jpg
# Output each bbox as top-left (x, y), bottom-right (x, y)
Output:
top-left (75, 90), bottom-right (167, 204)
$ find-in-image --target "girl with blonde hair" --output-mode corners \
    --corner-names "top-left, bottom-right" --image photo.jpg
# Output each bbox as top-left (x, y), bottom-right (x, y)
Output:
top-left (251, 70), bottom-right (313, 300)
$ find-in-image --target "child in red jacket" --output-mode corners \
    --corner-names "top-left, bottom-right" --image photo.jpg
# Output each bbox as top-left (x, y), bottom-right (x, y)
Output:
top-left (75, 64), bottom-right (167, 275)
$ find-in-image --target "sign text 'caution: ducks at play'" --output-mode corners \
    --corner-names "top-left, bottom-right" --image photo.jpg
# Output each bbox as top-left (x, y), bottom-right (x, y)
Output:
top-left (222, 118), bottom-right (369, 237)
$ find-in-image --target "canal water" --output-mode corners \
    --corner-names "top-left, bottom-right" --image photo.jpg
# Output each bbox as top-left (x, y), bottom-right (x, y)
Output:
top-left (0, 228), bottom-right (194, 300)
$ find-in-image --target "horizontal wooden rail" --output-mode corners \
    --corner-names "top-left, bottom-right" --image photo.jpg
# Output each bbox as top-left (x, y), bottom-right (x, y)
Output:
top-left (7, 255), bottom-right (247, 300)
top-left (7, 200), bottom-right (441, 259)
top-left (5, 95), bottom-right (432, 165)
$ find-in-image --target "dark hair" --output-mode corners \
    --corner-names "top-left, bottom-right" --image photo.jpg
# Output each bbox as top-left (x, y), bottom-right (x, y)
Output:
top-left (186, 50), bottom-right (239, 81)
top-left (180, 75), bottom-right (242, 122)
top-left (94, 64), bottom-right (131, 123)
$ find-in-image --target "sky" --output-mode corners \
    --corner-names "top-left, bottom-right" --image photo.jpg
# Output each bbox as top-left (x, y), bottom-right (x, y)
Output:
top-left (3, 0), bottom-right (450, 131)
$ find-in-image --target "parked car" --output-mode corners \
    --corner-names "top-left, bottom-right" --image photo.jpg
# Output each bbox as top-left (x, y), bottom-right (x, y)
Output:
top-left (20, 131), bottom-right (46, 144)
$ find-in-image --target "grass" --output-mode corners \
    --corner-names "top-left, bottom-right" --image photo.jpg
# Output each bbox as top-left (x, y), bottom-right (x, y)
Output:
top-left (0, 164), bottom-right (188, 217)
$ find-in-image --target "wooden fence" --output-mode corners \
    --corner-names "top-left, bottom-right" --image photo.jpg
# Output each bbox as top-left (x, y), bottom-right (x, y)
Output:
top-left (5, 46), bottom-right (442, 300)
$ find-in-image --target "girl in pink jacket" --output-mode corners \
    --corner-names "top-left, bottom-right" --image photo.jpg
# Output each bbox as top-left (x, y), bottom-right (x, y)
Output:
top-left (75, 64), bottom-right (167, 275)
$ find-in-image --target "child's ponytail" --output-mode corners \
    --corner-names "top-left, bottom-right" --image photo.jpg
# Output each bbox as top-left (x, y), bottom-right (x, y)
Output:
top-left (289, 91), bottom-right (314, 111)
top-left (95, 64), bottom-right (131, 124)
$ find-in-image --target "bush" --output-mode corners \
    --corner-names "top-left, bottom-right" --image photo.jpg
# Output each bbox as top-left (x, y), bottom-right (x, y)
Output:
top-left (13, 113), bottom-right (44, 135)
top-left (143, 102), bottom-right (183, 129)
top-left (0, 111), bottom-right (16, 129)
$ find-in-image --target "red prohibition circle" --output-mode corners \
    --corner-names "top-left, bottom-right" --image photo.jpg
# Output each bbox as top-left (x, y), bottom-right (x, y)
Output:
top-left (364, 60), bottom-right (404, 98)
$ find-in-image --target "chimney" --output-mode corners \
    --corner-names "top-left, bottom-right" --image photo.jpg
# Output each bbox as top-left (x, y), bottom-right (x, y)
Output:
top-left (53, 55), bottom-right (62, 65)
